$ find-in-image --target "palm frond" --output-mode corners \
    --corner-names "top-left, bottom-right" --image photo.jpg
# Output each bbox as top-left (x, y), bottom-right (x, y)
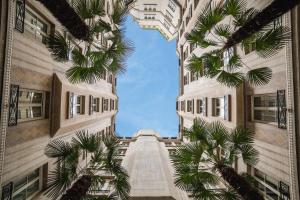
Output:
top-left (239, 145), bottom-right (259, 165)
top-left (246, 67), bottom-right (272, 86)
top-left (72, 130), bottom-right (101, 152)
top-left (233, 8), bottom-right (258, 27)
top-left (217, 71), bottom-right (244, 87)
top-left (185, 118), bottom-right (209, 142)
top-left (44, 164), bottom-right (74, 200)
top-left (45, 139), bottom-right (73, 159)
top-left (111, 1), bottom-right (128, 26)
top-left (73, 0), bottom-right (94, 19)
top-left (46, 31), bottom-right (70, 62)
top-left (196, 3), bottom-right (225, 35)
top-left (224, 0), bottom-right (246, 18)
top-left (208, 121), bottom-right (229, 148)
top-left (214, 24), bottom-right (232, 39)
top-left (90, 0), bottom-right (105, 17)
top-left (187, 54), bottom-right (204, 76)
top-left (254, 26), bottom-right (291, 58)
top-left (227, 54), bottom-right (242, 72)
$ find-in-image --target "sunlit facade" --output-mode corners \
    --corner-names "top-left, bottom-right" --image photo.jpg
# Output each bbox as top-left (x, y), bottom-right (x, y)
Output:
top-left (0, 0), bottom-right (117, 199)
top-left (129, 0), bottom-right (182, 41)
top-left (176, 0), bottom-right (299, 199)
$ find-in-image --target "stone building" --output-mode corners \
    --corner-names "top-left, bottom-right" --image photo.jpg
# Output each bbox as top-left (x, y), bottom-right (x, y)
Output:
top-left (0, 0), bottom-right (118, 199)
top-left (129, 0), bottom-right (181, 41)
top-left (176, 0), bottom-right (299, 199)
top-left (118, 129), bottom-right (189, 200)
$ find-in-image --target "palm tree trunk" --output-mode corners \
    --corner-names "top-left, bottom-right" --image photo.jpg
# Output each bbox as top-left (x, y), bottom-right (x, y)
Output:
top-left (224, 0), bottom-right (300, 49)
top-left (216, 164), bottom-right (264, 200)
top-left (60, 175), bottom-right (92, 200)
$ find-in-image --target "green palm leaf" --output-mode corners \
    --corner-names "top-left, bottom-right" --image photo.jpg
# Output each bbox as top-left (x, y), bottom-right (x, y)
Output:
top-left (254, 26), bottom-right (290, 58)
top-left (214, 24), bottom-right (232, 39)
top-left (246, 67), bottom-right (272, 86)
top-left (224, 0), bottom-right (246, 18)
top-left (196, 3), bottom-right (225, 35)
top-left (233, 8), bottom-right (258, 27)
top-left (187, 54), bottom-right (204, 76)
top-left (111, 1), bottom-right (128, 26)
top-left (217, 71), bottom-right (244, 87)
top-left (44, 164), bottom-right (74, 200)
top-left (46, 31), bottom-right (70, 62)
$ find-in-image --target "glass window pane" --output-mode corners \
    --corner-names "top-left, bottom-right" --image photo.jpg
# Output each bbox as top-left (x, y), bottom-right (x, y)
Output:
top-left (26, 180), bottom-right (39, 198)
top-left (31, 92), bottom-right (43, 104)
top-left (13, 177), bottom-right (27, 192)
top-left (13, 189), bottom-right (26, 200)
top-left (32, 106), bottom-right (42, 118)
top-left (265, 175), bottom-right (278, 190)
top-left (28, 169), bottom-right (39, 182)
top-left (266, 187), bottom-right (278, 200)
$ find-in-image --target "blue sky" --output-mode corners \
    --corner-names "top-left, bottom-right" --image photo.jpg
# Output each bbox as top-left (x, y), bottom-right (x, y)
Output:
top-left (116, 16), bottom-right (179, 137)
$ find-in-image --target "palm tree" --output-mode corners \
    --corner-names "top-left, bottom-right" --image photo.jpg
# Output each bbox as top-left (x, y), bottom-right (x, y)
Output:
top-left (171, 119), bottom-right (263, 200)
top-left (44, 130), bottom-right (130, 200)
top-left (225, 0), bottom-right (300, 49)
top-left (45, 0), bottom-right (133, 83)
top-left (186, 0), bottom-right (290, 88)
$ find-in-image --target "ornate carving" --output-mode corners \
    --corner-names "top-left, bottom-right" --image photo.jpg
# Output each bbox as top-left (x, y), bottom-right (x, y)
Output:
top-left (277, 90), bottom-right (287, 129)
top-left (15, 0), bottom-right (25, 33)
top-left (1, 182), bottom-right (13, 200)
top-left (8, 85), bottom-right (19, 126)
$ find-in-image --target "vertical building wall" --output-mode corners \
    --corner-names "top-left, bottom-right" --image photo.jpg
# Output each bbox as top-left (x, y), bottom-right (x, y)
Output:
top-left (0, 0), bottom-right (119, 199)
top-left (176, 0), bottom-right (293, 199)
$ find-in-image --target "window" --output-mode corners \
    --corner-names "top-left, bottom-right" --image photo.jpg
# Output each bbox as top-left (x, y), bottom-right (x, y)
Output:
top-left (18, 89), bottom-right (45, 122)
top-left (90, 96), bottom-right (100, 113)
top-left (184, 73), bottom-right (189, 85)
top-left (212, 97), bottom-right (225, 118)
top-left (252, 93), bottom-right (277, 124)
top-left (223, 47), bottom-right (235, 67)
top-left (110, 99), bottom-right (115, 110)
top-left (183, 48), bottom-right (188, 60)
top-left (194, 0), bottom-right (200, 9)
top-left (187, 100), bottom-right (193, 112)
top-left (12, 168), bottom-right (41, 200)
top-left (76, 95), bottom-right (85, 114)
top-left (103, 98), bottom-right (109, 111)
top-left (196, 98), bottom-right (206, 115)
top-left (165, 10), bottom-right (173, 22)
top-left (24, 7), bottom-right (50, 43)
top-left (181, 101), bottom-right (185, 112)
top-left (168, 0), bottom-right (176, 12)
top-left (254, 168), bottom-right (289, 200)
top-left (163, 20), bottom-right (171, 30)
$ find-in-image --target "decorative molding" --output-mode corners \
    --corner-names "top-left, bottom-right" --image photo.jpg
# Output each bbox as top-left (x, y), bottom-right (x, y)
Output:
top-left (0, 0), bottom-right (15, 189)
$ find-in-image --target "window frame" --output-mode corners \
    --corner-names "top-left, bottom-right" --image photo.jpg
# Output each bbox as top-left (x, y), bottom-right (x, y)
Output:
top-left (23, 5), bottom-right (51, 44)
top-left (251, 93), bottom-right (278, 125)
top-left (212, 97), bottom-right (225, 118)
top-left (17, 88), bottom-right (46, 123)
top-left (12, 167), bottom-right (42, 200)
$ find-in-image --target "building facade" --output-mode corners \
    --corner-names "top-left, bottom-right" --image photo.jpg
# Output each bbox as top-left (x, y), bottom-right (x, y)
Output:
top-left (118, 129), bottom-right (189, 200)
top-left (0, 0), bottom-right (118, 199)
top-left (129, 0), bottom-right (182, 41)
top-left (176, 0), bottom-right (299, 199)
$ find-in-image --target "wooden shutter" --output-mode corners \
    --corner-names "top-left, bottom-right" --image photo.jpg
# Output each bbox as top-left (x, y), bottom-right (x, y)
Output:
top-left (8, 85), bottom-right (19, 126)
top-left (192, 99), bottom-right (195, 114)
top-left (101, 98), bottom-right (105, 113)
top-left (89, 95), bottom-right (93, 115)
top-left (224, 95), bottom-right (231, 121)
top-left (67, 92), bottom-right (74, 119)
top-left (277, 90), bottom-right (287, 129)
top-left (15, 0), bottom-right (25, 33)
top-left (203, 97), bottom-right (208, 117)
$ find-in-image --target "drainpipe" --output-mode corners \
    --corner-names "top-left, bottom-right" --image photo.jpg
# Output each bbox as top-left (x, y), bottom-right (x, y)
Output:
top-left (0, 0), bottom-right (14, 190)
